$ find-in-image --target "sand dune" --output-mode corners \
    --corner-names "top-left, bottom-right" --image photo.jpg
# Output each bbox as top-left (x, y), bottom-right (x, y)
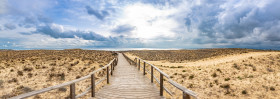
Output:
top-left (126, 50), bottom-right (280, 99)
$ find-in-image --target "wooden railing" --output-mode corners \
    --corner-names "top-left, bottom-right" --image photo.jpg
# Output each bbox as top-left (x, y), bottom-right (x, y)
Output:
top-left (123, 54), bottom-right (198, 99)
top-left (10, 57), bottom-right (118, 99)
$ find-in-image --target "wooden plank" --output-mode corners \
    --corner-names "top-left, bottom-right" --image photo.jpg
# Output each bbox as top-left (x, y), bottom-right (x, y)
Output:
top-left (70, 83), bottom-right (75, 99)
top-left (91, 74), bottom-right (95, 97)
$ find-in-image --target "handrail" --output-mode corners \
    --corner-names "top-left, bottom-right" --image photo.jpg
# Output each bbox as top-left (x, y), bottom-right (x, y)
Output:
top-left (123, 53), bottom-right (198, 99)
top-left (11, 56), bottom-right (118, 99)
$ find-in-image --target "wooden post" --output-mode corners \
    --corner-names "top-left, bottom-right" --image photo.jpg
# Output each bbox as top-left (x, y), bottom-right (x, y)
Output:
top-left (160, 74), bottom-right (163, 96)
top-left (111, 64), bottom-right (113, 75)
top-left (91, 74), bottom-right (95, 97)
top-left (151, 66), bottom-right (153, 83)
top-left (134, 58), bottom-right (137, 66)
top-left (113, 60), bottom-right (115, 70)
top-left (138, 59), bottom-right (140, 70)
top-left (70, 83), bottom-right (75, 99)
top-left (183, 92), bottom-right (191, 99)
top-left (107, 67), bottom-right (109, 84)
top-left (143, 62), bottom-right (146, 75)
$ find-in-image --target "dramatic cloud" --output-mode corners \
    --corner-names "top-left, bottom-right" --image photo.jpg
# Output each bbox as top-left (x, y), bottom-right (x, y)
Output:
top-left (86, 6), bottom-right (109, 20)
top-left (32, 24), bottom-right (108, 41)
top-left (0, 0), bottom-right (280, 49)
top-left (112, 24), bottom-right (135, 34)
top-left (4, 23), bottom-right (16, 30)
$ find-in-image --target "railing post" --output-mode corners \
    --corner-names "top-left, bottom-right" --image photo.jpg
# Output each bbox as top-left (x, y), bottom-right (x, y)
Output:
top-left (151, 66), bottom-right (153, 83)
top-left (138, 59), bottom-right (140, 70)
top-left (160, 73), bottom-right (163, 96)
top-left (134, 58), bottom-right (137, 66)
top-left (113, 60), bottom-right (115, 70)
top-left (111, 63), bottom-right (113, 75)
top-left (183, 92), bottom-right (191, 99)
top-left (70, 83), bottom-right (75, 99)
top-left (107, 66), bottom-right (109, 84)
top-left (143, 62), bottom-right (146, 75)
top-left (91, 74), bottom-right (95, 97)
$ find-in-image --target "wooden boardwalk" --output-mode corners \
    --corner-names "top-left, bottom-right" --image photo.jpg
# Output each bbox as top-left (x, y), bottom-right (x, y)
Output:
top-left (94, 53), bottom-right (164, 99)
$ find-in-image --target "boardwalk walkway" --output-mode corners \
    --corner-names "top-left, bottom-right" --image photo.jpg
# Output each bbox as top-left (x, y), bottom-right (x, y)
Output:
top-left (94, 53), bottom-right (163, 99)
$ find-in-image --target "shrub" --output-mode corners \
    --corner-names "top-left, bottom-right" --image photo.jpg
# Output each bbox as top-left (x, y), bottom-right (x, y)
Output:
top-left (59, 73), bottom-right (65, 81)
top-left (225, 78), bottom-right (230, 81)
top-left (174, 73), bottom-right (178, 75)
top-left (233, 63), bottom-right (240, 70)
top-left (170, 66), bottom-right (176, 68)
top-left (49, 63), bottom-right (56, 66)
top-left (242, 90), bottom-right (247, 94)
top-left (214, 80), bottom-right (219, 85)
top-left (28, 73), bottom-right (33, 78)
top-left (216, 68), bottom-right (222, 73)
top-left (182, 70), bottom-right (186, 72)
top-left (209, 83), bottom-right (213, 87)
top-left (189, 75), bottom-right (194, 79)
top-left (17, 71), bottom-right (23, 76)
top-left (23, 67), bottom-right (33, 72)
top-left (220, 84), bottom-right (230, 89)
top-left (178, 66), bottom-right (183, 68)
top-left (267, 68), bottom-right (274, 72)
top-left (270, 87), bottom-right (275, 91)
top-left (212, 73), bottom-right (217, 77)
top-left (238, 76), bottom-right (243, 80)
top-left (8, 78), bottom-right (18, 83)
top-left (58, 87), bottom-right (67, 92)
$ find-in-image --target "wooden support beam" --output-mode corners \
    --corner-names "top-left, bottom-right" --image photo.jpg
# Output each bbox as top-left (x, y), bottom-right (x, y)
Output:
top-left (70, 83), bottom-right (75, 99)
top-left (107, 67), bottom-right (109, 84)
top-left (91, 74), bottom-right (95, 97)
top-left (111, 63), bottom-right (113, 75)
top-left (143, 62), bottom-right (146, 75)
top-left (183, 92), bottom-right (191, 99)
top-left (160, 74), bottom-right (163, 96)
top-left (151, 66), bottom-right (153, 83)
top-left (138, 59), bottom-right (140, 70)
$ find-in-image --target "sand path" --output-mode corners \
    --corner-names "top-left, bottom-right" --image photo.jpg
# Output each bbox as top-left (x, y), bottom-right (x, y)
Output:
top-left (147, 52), bottom-right (280, 67)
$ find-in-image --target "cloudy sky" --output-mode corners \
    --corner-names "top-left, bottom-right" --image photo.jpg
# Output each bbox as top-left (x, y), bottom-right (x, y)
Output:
top-left (0, 0), bottom-right (280, 50)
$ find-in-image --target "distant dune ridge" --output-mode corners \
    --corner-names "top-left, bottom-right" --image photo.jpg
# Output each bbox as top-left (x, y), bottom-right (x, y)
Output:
top-left (125, 48), bottom-right (280, 99)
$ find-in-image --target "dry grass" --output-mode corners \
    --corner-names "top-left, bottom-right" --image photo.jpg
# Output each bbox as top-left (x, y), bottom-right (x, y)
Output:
top-left (125, 49), bottom-right (280, 99)
top-left (0, 49), bottom-right (116, 99)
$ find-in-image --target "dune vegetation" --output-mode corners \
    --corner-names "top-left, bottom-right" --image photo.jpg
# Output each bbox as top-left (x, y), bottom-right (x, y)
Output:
top-left (125, 48), bottom-right (280, 99)
top-left (0, 49), bottom-right (116, 99)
